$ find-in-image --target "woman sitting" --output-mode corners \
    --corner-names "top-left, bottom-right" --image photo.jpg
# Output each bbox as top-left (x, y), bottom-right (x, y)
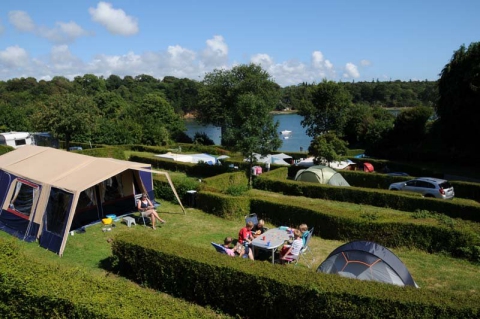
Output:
top-left (137, 193), bottom-right (166, 230)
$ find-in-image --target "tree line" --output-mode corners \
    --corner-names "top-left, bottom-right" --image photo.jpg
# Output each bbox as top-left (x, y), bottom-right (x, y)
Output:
top-left (0, 41), bottom-right (478, 166)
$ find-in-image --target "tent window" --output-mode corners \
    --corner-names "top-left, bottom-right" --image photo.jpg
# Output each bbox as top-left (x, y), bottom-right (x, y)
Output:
top-left (103, 175), bottom-right (123, 202)
top-left (77, 187), bottom-right (96, 210)
top-left (9, 180), bottom-right (38, 218)
top-left (45, 188), bottom-right (72, 236)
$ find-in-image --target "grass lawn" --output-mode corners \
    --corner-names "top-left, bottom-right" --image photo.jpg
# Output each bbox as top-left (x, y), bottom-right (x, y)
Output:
top-left (3, 200), bottom-right (478, 294)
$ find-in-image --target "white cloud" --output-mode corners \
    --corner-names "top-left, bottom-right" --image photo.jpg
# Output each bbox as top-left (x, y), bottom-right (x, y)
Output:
top-left (38, 21), bottom-right (90, 44)
top-left (8, 10), bottom-right (89, 44)
top-left (89, 2), bottom-right (139, 36)
top-left (8, 11), bottom-right (35, 32)
top-left (251, 53), bottom-right (274, 67)
top-left (0, 34), bottom-right (366, 87)
top-left (343, 62), bottom-right (360, 78)
top-left (0, 46), bottom-right (29, 68)
top-left (201, 35), bottom-right (229, 69)
top-left (360, 59), bottom-right (371, 66)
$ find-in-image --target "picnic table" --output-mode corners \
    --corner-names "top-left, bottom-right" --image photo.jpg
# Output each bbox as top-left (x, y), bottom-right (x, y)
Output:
top-left (251, 227), bottom-right (292, 264)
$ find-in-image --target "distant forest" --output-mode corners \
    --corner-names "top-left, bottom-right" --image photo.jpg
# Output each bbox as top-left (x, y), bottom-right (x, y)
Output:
top-left (0, 74), bottom-right (437, 118)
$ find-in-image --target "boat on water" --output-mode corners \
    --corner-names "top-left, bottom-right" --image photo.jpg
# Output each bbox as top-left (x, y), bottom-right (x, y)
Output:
top-left (283, 136), bottom-right (289, 140)
top-left (280, 130), bottom-right (292, 135)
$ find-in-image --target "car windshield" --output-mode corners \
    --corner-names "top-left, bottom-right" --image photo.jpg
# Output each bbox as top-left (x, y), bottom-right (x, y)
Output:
top-left (439, 181), bottom-right (452, 189)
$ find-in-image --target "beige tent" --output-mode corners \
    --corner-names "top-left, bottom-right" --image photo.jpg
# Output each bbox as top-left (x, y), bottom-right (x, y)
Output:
top-left (0, 145), bottom-right (184, 256)
top-left (295, 165), bottom-right (350, 186)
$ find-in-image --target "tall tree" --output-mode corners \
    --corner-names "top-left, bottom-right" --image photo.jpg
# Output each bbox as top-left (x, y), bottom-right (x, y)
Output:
top-left (298, 80), bottom-right (352, 138)
top-left (32, 94), bottom-right (98, 150)
top-left (226, 93), bottom-right (281, 186)
top-left (197, 63), bottom-right (280, 147)
top-left (436, 42), bottom-right (480, 160)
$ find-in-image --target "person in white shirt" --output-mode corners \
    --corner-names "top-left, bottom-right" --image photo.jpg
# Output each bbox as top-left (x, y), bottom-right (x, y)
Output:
top-left (280, 229), bottom-right (303, 264)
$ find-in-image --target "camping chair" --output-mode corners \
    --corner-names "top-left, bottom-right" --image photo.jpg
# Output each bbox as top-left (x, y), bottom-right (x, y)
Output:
top-left (245, 213), bottom-right (258, 226)
top-left (211, 242), bottom-right (228, 254)
top-left (297, 227), bottom-right (315, 268)
top-left (284, 227), bottom-right (315, 268)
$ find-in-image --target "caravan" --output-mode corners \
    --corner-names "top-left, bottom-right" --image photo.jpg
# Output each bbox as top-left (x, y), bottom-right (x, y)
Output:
top-left (0, 132), bottom-right (33, 149)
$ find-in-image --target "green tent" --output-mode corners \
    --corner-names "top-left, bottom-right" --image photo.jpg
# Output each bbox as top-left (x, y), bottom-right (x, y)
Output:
top-left (294, 165), bottom-right (350, 186)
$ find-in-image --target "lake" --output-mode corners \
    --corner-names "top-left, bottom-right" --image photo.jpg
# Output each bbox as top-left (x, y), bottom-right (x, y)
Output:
top-left (184, 113), bottom-right (312, 152)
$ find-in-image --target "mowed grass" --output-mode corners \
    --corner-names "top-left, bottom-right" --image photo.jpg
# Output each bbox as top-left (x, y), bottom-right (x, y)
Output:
top-left (3, 200), bottom-right (479, 294)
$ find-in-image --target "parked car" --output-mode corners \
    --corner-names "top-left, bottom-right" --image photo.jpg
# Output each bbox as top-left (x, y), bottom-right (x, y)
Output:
top-left (388, 177), bottom-right (455, 199)
top-left (386, 172), bottom-right (409, 176)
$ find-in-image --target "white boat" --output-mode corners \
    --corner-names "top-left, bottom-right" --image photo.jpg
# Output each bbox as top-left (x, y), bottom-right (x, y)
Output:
top-left (280, 130), bottom-right (292, 135)
top-left (283, 136), bottom-right (289, 140)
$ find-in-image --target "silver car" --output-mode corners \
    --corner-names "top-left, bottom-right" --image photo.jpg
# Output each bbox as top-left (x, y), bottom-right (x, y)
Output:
top-left (388, 177), bottom-right (455, 199)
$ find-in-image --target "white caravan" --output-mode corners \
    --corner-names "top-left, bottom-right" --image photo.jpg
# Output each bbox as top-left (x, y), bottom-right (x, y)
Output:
top-left (0, 132), bottom-right (33, 148)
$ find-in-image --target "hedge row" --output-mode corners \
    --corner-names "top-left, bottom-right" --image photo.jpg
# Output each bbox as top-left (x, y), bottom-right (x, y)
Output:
top-left (112, 232), bottom-right (479, 319)
top-left (255, 168), bottom-right (480, 222)
top-left (0, 238), bottom-right (232, 319)
top-left (192, 190), bottom-right (480, 262)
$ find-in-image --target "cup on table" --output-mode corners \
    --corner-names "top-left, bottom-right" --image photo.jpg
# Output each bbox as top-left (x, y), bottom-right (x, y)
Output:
top-left (267, 241), bottom-right (270, 247)
top-left (262, 235), bottom-right (266, 241)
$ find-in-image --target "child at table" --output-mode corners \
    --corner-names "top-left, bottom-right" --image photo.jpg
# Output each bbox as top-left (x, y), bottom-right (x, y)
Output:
top-left (281, 223), bottom-right (308, 256)
top-left (252, 219), bottom-right (267, 238)
top-left (238, 221), bottom-right (254, 260)
top-left (280, 229), bottom-right (303, 264)
top-left (223, 236), bottom-right (254, 260)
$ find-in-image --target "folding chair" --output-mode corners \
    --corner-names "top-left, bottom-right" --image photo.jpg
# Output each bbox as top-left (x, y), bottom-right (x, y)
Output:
top-left (245, 213), bottom-right (258, 226)
top-left (297, 227), bottom-right (315, 268)
top-left (211, 242), bottom-right (228, 254)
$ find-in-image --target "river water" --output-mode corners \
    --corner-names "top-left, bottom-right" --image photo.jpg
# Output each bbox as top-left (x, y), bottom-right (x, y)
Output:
top-left (184, 113), bottom-right (311, 152)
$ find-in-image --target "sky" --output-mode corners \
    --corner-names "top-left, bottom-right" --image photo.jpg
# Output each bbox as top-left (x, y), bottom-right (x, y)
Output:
top-left (0, 0), bottom-right (478, 87)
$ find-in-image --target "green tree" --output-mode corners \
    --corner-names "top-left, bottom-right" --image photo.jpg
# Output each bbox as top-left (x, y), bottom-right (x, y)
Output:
top-left (32, 94), bottom-right (98, 150)
top-left (308, 132), bottom-right (348, 166)
top-left (135, 93), bottom-right (185, 146)
top-left (298, 80), bottom-right (352, 138)
top-left (228, 94), bottom-right (281, 186)
top-left (436, 42), bottom-right (480, 160)
top-left (343, 104), bottom-right (395, 149)
top-left (197, 63), bottom-right (280, 147)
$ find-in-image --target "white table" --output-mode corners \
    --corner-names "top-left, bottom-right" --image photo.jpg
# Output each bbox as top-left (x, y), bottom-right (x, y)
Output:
top-left (251, 227), bottom-right (292, 264)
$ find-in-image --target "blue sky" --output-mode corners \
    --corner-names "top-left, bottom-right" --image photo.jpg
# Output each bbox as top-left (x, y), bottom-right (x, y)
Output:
top-left (0, 0), bottom-right (478, 87)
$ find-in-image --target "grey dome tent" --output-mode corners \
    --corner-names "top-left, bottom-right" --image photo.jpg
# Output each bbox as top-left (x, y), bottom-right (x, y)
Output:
top-left (317, 240), bottom-right (418, 287)
top-left (294, 165), bottom-right (350, 186)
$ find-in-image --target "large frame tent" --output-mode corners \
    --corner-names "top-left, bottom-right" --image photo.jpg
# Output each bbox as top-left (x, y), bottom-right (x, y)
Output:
top-left (0, 145), bottom-right (184, 256)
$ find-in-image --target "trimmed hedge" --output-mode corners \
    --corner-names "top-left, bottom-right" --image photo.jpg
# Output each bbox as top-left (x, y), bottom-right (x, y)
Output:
top-left (255, 168), bottom-right (480, 222)
top-left (0, 238), bottom-right (232, 319)
top-left (112, 232), bottom-right (480, 319)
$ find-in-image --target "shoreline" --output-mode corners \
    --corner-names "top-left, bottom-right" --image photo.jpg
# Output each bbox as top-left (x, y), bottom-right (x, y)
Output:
top-left (184, 110), bottom-right (298, 119)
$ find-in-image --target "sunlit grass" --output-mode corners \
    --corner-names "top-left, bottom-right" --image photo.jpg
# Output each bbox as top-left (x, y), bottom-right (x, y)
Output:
top-left (3, 199), bottom-right (478, 293)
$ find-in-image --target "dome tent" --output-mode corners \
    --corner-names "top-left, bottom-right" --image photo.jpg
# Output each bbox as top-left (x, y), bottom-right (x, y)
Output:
top-left (317, 240), bottom-right (418, 287)
top-left (294, 165), bottom-right (350, 186)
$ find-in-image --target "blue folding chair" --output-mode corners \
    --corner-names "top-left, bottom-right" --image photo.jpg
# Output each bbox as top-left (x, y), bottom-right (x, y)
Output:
top-left (211, 242), bottom-right (228, 254)
top-left (245, 213), bottom-right (258, 226)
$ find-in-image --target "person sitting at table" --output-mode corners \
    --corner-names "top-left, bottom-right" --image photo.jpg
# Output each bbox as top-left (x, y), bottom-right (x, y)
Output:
top-left (252, 219), bottom-right (267, 238)
top-left (298, 223), bottom-right (310, 247)
top-left (281, 223), bottom-right (309, 256)
top-left (280, 229), bottom-right (303, 264)
top-left (223, 236), bottom-right (254, 259)
top-left (137, 193), bottom-right (166, 230)
top-left (238, 221), bottom-right (254, 260)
